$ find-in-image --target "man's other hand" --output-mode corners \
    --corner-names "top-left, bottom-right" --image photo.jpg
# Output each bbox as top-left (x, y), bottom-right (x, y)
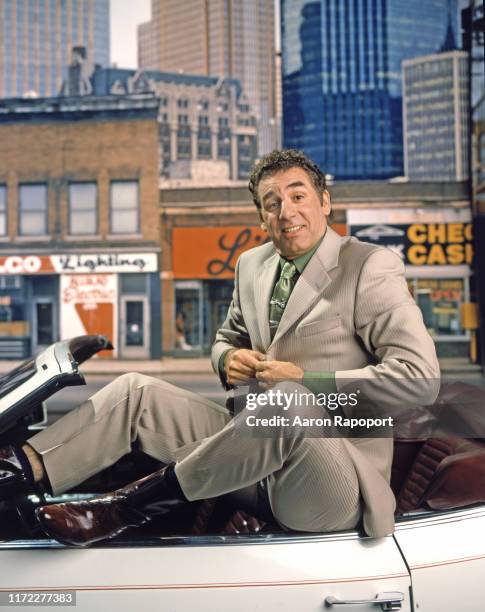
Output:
top-left (225, 349), bottom-right (266, 385)
top-left (255, 360), bottom-right (304, 385)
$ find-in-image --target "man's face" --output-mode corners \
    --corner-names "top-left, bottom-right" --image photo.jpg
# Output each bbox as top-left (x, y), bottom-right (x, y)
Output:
top-left (257, 167), bottom-right (331, 259)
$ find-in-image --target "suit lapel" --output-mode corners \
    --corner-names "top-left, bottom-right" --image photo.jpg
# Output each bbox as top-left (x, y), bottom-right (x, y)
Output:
top-left (270, 227), bottom-right (342, 346)
top-left (255, 250), bottom-right (280, 350)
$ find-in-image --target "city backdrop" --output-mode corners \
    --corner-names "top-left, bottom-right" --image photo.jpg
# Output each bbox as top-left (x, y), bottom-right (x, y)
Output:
top-left (0, 0), bottom-right (483, 373)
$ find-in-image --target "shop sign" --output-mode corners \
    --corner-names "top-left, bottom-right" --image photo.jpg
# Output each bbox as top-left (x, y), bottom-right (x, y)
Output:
top-left (0, 253), bottom-right (158, 275)
top-left (350, 223), bottom-right (473, 265)
top-left (0, 255), bottom-right (56, 274)
top-left (173, 224), bottom-right (347, 279)
top-left (60, 274), bottom-right (117, 358)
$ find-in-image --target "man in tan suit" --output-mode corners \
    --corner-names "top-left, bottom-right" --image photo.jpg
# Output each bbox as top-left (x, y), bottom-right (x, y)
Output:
top-left (0, 150), bottom-right (439, 545)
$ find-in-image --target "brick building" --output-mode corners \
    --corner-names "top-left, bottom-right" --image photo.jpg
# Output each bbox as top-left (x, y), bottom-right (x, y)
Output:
top-left (62, 51), bottom-right (258, 182)
top-left (0, 94), bottom-right (161, 359)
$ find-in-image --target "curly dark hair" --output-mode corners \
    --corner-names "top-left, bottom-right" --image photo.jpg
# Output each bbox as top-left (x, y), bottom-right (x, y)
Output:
top-left (248, 149), bottom-right (327, 210)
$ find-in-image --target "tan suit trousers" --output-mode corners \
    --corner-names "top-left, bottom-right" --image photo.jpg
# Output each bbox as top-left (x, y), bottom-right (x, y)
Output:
top-left (29, 373), bottom-right (361, 533)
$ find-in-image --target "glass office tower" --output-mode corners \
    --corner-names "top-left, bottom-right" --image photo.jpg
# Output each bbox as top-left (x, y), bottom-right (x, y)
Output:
top-left (0, 0), bottom-right (110, 98)
top-left (281, 0), bottom-right (458, 180)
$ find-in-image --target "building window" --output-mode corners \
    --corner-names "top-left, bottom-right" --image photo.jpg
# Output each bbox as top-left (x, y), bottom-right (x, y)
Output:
top-left (177, 98), bottom-right (189, 109)
top-left (0, 276), bottom-right (23, 325)
top-left (198, 126), bottom-right (212, 158)
top-left (238, 134), bottom-right (257, 179)
top-left (175, 281), bottom-right (203, 350)
top-left (408, 278), bottom-right (467, 337)
top-left (19, 184), bottom-right (47, 236)
top-left (0, 275), bottom-right (21, 290)
top-left (0, 186), bottom-right (6, 236)
top-left (198, 98), bottom-right (209, 111)
top-left (110, 181), bottom-right (139, 234)
top-left (177, 111), bottom-right (192, 159)
top-left (177, 130), bottom-right (192, 158)
top-left (69, 182), bottom-right (97, 235)
top-left (160, 123), bottom-right (171, 175)
top-left (218, 128), bottom-right (231, 159)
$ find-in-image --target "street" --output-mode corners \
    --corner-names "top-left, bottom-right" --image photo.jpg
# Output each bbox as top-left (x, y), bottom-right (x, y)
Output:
top-left (45, 373), bottom-right (226, 424)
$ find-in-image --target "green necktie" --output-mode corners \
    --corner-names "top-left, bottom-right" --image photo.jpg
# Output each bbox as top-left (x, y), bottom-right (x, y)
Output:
top-left (269, 261), bottom-right (298, 340)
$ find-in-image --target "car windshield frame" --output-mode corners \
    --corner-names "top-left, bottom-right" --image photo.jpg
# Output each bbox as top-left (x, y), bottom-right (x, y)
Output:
top-left (0, 358), bottom-right (37, 402)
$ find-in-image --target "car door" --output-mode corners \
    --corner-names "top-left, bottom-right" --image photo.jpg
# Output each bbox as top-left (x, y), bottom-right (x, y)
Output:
top-left (394, 506), bottom-right (485, 612)
top-left (0, 531), bottom-right (412, 611)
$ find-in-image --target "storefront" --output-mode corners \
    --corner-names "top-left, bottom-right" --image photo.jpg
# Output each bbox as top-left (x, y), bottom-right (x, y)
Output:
top-left (347, 209), bottom-right (474, 358)
top-left (0, 252), bottom-right (160, 360)
top-left (170, 225), bottom-right (266, 353)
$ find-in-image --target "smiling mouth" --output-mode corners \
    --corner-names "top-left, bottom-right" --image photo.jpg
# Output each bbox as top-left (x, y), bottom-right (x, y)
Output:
top-left (282, 225), bottom-right (304, 234)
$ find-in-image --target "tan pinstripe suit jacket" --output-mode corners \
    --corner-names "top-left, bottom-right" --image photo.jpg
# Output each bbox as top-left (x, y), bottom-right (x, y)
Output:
top-left (212, 226), bottom-right (440, 536)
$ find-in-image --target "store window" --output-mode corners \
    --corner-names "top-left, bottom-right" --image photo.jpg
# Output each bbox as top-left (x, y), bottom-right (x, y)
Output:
top-left (174, 281), bottom-right (202, 351)
top-left (408, 278), bottom-right (467, 337)
top-left (173, 280), bottom-right (236, 354)
top-left (207, 280), bottom-right (233, 345)
top-left (0, 185), bottom-right (6, 236)
top-left (19, 184), bottom-right (47, 236)
top-left (69, 182), bottom-right (97, 235)
top-left (110, 181), bottom-right (139, 234)
top-left (0, 275), bottom-right (25, 325)
top-left (0, 276), bottom-right (22, 290)
top-left (120, 274), bottom-right (147, 294)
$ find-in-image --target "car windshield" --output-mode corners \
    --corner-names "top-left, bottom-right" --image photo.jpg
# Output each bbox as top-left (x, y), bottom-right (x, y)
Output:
top-left (0, 358), bottom-right (37, 401)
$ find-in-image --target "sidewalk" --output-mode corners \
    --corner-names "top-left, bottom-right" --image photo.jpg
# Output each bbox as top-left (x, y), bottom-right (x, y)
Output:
top-left (438, 357), bottom-right (483, 377)
top-left (79, 357), bottom-right (214, 376)
top-left (0, 356), bottom-right (482, 377)
top-left (0, 357), bottom-right (213, 376)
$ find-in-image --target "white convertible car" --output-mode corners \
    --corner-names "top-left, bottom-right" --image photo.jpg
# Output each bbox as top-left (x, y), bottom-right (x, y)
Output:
top-left (0, 337), bottom-right (484, 612)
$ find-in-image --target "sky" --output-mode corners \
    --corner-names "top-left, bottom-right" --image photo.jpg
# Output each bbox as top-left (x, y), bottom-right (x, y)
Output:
top-left (110, 0), bottom-right (151, 68)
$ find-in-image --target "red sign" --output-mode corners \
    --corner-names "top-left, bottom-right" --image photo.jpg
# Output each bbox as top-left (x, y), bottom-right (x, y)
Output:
top-left (173, 224), bottom-right (347, 279)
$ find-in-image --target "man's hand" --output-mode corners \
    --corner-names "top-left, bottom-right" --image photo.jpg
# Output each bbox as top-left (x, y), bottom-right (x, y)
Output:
top-left (225, 348), bottom-right (266, 385)
top-left (255, 359), bottom-right (304, 386)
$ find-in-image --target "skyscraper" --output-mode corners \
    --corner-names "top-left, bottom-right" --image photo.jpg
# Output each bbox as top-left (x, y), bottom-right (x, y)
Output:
top-left (0, 0), bottom-right (110, 98)
top-left (138, 0), bottom-right (278, 155)
top-left (403, 50), bottom-right (469, 181)
top-left (282, 0), bottom-right (459, 180)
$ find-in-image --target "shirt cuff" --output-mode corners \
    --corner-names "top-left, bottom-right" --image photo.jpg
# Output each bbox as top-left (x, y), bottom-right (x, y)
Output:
top-left (303, 372), bottom-right (337, 395)
top-left (218, 349), bottom-right (232, 385)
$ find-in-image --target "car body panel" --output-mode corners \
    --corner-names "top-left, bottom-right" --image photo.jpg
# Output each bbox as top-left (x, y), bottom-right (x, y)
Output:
top-left (394, 507), bottom-right (485, 612)
top-left (0, 532), bottom-right (412, 611)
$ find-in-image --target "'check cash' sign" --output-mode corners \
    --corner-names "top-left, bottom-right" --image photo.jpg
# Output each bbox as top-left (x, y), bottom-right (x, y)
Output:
top-left (351, 223), bottom-right (473, 265)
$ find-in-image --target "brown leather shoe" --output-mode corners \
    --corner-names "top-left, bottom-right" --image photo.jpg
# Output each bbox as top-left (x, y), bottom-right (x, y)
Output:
top-left (35, 495), bottom-right (150, 546)
top-left (35, 464), bottom-right (185, 546)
